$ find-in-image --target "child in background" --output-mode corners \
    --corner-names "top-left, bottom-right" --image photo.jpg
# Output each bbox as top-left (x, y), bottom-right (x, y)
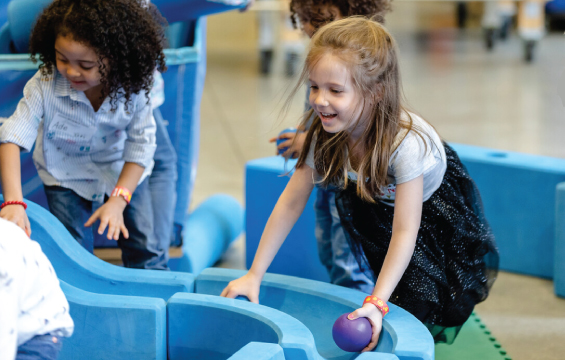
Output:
top-left (270, 0), bottom-right (392, 293)
top-left (0, 0), bottom-right (167, 269)
top-left (0, 218), bottom-right (74, 360)
top-left (226, 17), bottom-right (498, 349)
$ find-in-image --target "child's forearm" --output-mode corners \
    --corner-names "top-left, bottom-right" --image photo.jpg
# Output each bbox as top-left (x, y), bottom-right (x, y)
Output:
top-left (0, 143), bottom-right (24, 201)
top-left (249, 166), bottom-right (315, 280)
top-left (116, 162), bottom-right (145, 193)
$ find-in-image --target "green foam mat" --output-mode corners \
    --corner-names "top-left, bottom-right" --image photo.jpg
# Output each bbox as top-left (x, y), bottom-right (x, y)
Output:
top-left (435, 313), bottom-right (511, 360)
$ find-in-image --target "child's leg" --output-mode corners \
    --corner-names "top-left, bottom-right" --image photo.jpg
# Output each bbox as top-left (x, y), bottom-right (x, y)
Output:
top-left (314, 187), bottom-right (334, 273)
top-left (120, 178), bottom-right (166, 269)
top-left (16, 335), bottom-right (63, 360)
top-left (327, 191), bottom-right (375, 294)
top-left (44, 186), bottom-right (95, 252)
top-left (148, 108), bottom-right (177, 263)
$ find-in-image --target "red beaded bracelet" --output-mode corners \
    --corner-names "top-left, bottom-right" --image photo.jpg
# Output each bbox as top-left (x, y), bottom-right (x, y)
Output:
top-left (0, 200), bottom-right (28, 210)
top-left (363, 296), bottom-right (389, 317)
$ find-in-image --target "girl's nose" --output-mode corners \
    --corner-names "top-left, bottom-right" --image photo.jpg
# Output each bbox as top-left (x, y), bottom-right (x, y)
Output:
top-left (67, 67), bottom-right (80, 77)
top-left (314, 91), bottom-right (329, 107)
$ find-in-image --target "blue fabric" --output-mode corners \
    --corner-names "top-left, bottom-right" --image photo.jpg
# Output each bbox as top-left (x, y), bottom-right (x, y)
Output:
top-left (16, 335), bottom-right (63, 360)
top-left (44, 179), bottom-right (167, 269)
top-left (314, 188), bottom-right (375, 293)
top-left (149, 108), bottom-right (177, 262)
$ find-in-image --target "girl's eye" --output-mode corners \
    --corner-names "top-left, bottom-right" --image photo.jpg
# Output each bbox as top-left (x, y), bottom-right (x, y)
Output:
top-left (57, 58), bottom-right (67, 63)
top-left (81, 66), bottom-right (94, 70)
top-left (310, 85), bottom-right (318, 90)
top-left (331, 89), bottom-right (342, 94)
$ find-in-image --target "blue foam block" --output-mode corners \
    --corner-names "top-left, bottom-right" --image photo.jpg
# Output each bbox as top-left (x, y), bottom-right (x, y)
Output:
top-left (58, 281), bottom-right (167, 360)
top-left (228, 342), bottom-right (286, 360)
top-left (555, 182), bottom-right (565, 298)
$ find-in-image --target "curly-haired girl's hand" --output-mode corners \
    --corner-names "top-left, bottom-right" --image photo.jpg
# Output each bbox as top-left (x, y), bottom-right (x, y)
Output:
top-left (84, 196), bottom-right (129, 240)
top-left (269, 131), bottom-right (307, 159)
top-left (0, 205), bottom-right (31, 237)
top-left (347, 303), bottom-right (383, 352)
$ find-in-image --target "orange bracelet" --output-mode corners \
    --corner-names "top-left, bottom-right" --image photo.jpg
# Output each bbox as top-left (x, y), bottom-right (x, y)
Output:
top-left (363, 296), bottom-right (389, 317)
top-left (111, 186), bottom-right (132, 204)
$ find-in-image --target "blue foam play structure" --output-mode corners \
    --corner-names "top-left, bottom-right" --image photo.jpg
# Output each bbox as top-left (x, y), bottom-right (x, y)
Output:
top-left (245, 145), bottom-right (565, 297)
top-left (21, 195), bottom-right (434, 360)
top-left (0, 0), bottom-right (245, 269)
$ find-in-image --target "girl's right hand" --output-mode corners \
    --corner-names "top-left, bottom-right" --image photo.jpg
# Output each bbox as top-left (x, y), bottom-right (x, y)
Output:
top-left (0, 205), bottom-right (31, 237)
top-left (220, 272), bottom-right (262, 304)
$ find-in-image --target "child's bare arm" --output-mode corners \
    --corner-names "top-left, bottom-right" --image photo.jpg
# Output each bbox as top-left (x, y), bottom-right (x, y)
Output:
top-left (0, 143), bottom-right (31, 236)
top-left (221, 165), bottom-right (315, 302)
top-left (84, 162), bottom-right (145, 240)
top-left (349, 174), bottom-right (424, 352)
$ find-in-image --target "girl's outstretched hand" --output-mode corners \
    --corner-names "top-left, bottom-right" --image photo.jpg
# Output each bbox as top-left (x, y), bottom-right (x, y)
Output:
top-left (84, 196), bottom-right (129, 240)
top-left (0, 205), bottom-right (31, 237)
top-left (347, 303), bottom-right (383, 352)
top-left (220, 272), bottom-right (261, 304)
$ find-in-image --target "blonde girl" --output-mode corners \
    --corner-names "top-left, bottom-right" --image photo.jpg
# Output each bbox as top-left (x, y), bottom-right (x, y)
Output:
top-left (222, 17), bottom-right (498, 350)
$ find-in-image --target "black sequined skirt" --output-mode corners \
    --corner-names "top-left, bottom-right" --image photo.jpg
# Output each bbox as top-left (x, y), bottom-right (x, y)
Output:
top-left (334, 144), bottom-right (499, 341)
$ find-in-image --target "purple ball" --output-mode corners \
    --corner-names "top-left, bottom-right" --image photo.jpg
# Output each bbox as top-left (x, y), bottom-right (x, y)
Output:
top-left (332, 313), bottom-right (372, 352)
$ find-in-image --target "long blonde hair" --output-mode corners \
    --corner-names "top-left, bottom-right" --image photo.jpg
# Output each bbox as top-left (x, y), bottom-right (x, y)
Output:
top-left (294, 16), bottom-right (428, 202)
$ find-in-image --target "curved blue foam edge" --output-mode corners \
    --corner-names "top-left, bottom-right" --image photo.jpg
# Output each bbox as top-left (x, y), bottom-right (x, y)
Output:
top-left (16, 197), bottom-right (195, 300)
top-left (170, 194), bottom-right (244, 274)
top-left (167, 293), bottom-right (319, 360)
top-left (228, 342), bottom-right (285, 360)
top-left (7, 0), bottom-right (52, 53)
top-left (153, 0), bottom-right (249, 23)
top-left (195, 268), bottom-right (434, 360)
top-left (555, 182), bottom-right (565, 298)
top-left (58, 281), bottom-right (167, 360)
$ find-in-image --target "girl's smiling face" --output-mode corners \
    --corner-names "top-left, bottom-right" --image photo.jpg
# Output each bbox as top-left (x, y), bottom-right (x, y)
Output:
top-left (309, 53), bottom-right (367, 141)
top-left (54, 35), bottom-right (106, 98)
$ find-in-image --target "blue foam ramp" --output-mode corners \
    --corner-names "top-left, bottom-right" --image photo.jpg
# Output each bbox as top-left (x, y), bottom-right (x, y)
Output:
top-left (15, 197), bottom-right (195, 300)
top-left (167, 293), bottom-right (319, 360)
top-left (555, 182), bottom-right (565, 297)
top-left (228, 343), bottom-right (286, 360)
top-left (58, 281), bottom-right (167, 360)
top-left (196, 268), bottom-right (434, 360)
top-left (169, 194), bottom-right (244, 274)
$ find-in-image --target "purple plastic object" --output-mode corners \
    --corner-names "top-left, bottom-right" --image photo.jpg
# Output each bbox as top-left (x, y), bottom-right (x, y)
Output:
top-left (332, 313), bottom-right (372, 352)
top-left (276, 128), bottom-right (297, 155)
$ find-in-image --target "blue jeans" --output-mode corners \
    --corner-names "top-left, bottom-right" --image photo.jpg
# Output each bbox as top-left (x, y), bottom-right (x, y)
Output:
top-left (150, 108), bottom-right (178, 263)
top-left (16, 335), bottom-right (62, 360)
top-left (45, 178), bottom-right (166, 270)
top-left (315, 187), bottom-right (375, 293)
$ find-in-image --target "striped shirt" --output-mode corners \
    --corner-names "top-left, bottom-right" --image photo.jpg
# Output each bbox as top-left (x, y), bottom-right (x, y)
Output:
top-left (0, 70), bottom-right (156, 202)
top-left (0, 218), bottom-right (74, 360)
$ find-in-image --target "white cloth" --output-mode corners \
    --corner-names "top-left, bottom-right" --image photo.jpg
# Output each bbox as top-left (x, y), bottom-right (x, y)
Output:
top-left (305, 112), bottom-right (446, 205)
top-left (0, 70), bottom-right (156, 202)
top-left (0, 218), bottom-right (74, 360)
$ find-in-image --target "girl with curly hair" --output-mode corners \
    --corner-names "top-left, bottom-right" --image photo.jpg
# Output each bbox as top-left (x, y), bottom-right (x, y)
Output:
top-left (233, 17), bottom-right (498, 348)
top-left (270, 0), bottom-right (392, 294)
top-left (0, 0), bottom-right (168, 270)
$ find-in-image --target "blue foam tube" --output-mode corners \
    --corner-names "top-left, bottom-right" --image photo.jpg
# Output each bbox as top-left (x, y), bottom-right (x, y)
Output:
top-left (58, 281), bottom-right (167, 360)
top-left (152, 0), bottom-right (249, 23)
top-left (170, 194), bottom-right (244, 274)
top-left (228, 343), bottom-right (286, 360)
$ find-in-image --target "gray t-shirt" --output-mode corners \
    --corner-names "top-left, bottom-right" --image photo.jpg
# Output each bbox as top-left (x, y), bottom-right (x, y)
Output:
top-left (305, 112), bottom-right (446, 205)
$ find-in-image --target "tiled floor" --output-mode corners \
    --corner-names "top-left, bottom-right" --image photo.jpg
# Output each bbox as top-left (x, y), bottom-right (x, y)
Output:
top-left (196, 3), bottom-right (565, 359)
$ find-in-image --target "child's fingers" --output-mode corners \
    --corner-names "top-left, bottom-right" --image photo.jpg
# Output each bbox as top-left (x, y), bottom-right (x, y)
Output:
top-left (120, 224), bottom-right (129, 239)
top-left (361, 320), bottom-right (381, 352)
top-left (106, 221), bottom-right (116, 240)
top-left (277, 139), bottom-right (293, 150)
top-left (97, 217), bottom-right (109, 235)
top-left (278, 132), bottom-right (296, 140)
top-left (268, 137), bottom-right (277, 143)
top-left (112, 222), bottom-right (121, 240)
top-left (84, 211), bottom-right (99, 227)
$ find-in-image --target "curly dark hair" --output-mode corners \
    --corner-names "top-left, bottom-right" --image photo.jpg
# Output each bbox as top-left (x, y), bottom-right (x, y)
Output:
top-left (289, 0), bottom-right (392, 31)
top-left (29, 0), bottom-right (167, 110)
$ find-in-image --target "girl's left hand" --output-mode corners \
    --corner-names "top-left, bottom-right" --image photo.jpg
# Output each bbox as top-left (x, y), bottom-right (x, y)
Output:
top-left (347, 303), bottom-right (383, 352)
top-left (84, 197), bottom-right (129, 240)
